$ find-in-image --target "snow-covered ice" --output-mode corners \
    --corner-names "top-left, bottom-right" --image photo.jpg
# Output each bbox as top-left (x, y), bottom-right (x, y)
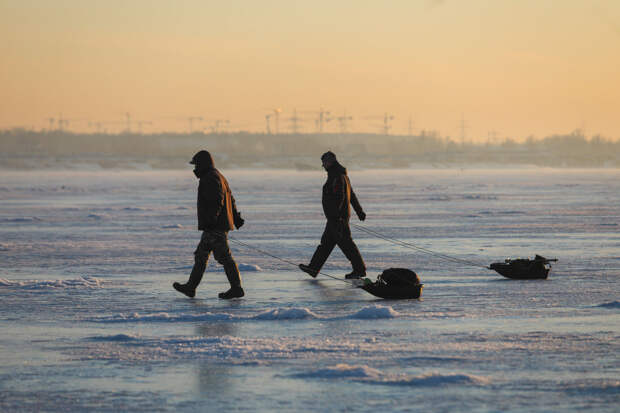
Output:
top-left (0, 168), bottom-right (619, 412)
top-left (290, 364), bottom-right (490, 386)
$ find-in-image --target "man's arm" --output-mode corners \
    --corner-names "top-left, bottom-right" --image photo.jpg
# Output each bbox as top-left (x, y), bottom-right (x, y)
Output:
top-left (349, 178), bottom-right (366, 221)
top-left (231, 194), bottom-right (244, 229)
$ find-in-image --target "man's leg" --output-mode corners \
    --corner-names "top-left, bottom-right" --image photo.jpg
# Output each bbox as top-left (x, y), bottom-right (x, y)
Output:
top-left (303, 222), bottom-right (337, 276)
top-left (188, 231), bottom-right (213, 288)
top-left (174, 231), bottom-right (212, 297)
top-left (336, 223), bottom-right (366, 278)
top-left (212, 231), bottom-right (244, 299)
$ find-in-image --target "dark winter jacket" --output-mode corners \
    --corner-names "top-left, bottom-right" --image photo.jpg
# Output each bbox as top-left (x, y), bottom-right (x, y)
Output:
top-left (322, 162), bottom-right (364, 221)
top-left (195, 165), bottom-right (241, 231)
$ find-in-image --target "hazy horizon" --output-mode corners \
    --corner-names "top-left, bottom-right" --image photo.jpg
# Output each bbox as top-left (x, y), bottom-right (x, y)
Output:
top-left (1, 0), bottom-right (619, 141)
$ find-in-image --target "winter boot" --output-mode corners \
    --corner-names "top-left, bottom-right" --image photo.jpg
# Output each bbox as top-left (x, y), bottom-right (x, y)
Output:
top-left (299, 264), bottom-right (318, 278)
top-left (218, 286), bottom-right (245, 299)
top-left (345, 271), bottom-right (366, 280)
top-left (173, 282), bottom-right (196, 298)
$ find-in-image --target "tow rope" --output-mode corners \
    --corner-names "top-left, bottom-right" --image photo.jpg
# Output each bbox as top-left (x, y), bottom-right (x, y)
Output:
top-left (228, 236), bottom-right (357, 285)
top-left (351, 223), bottom-right (490, 270)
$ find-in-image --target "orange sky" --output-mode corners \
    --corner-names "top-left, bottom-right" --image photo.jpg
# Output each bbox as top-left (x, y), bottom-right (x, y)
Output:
top-left (1, 0), bottom-right (619, 140)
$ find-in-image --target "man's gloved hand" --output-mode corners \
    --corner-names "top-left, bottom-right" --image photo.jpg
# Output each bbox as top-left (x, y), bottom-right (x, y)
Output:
top-left (234, 215), bottom-right (245, 229)
top-left (358, 211), bottom-right (366, 221)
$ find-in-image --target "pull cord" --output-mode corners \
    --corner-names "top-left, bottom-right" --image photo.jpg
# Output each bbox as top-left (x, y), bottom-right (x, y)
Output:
top-left (352, 223), bottom-right (490, 270)
top-left (228, 236), bottom-right (357, 285)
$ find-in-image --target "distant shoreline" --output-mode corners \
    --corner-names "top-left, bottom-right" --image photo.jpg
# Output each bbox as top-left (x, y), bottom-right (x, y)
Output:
top-left (2, 129), bottom-right (619, 169)
top-left (2, 158), bottom-right (619, 172)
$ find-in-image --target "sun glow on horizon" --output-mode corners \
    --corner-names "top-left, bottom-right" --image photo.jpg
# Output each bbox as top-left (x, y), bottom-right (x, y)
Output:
top-left (1, 0), bottom-right (619, 141)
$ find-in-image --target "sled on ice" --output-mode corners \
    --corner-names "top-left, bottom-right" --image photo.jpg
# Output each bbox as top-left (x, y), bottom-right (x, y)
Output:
top-left (489, 255), bottom-right (557, 280)
top-left (360, 268), bottom-right (423, 299)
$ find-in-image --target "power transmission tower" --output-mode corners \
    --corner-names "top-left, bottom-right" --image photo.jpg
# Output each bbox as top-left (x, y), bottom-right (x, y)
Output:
top-left (265, 114), bottom-right (272, 134)
top-left (125, 112), bottom-right (132, 133)
top-left (273, 108), bottom-right (282, 134)
top-left (317, 107), bottom-right (331, 133)
top-left (210, 119), bottom-right (230, 134)
top-left (58, 114), bottom-right (69, 132)
top-left (45, 117), bottom-right (55, 131)
top-left (336, 111), bottom-right (353, 133)
top-left (288, 109), bottom-right (302, 134)
top-left (487, 130), bottom-right (498, 145)
top-left (136, 121), bottom-right (152, 134)
top-left (51, 114), bottom-right (85, 132)
top-left (187, 116), bottom-right (203, 133)
top-left (362, 113), bottom-right (394, 135)
top-left (383, 113), bottom-right (395, 135)
top-left (459, 113), bottom-right (468, 145)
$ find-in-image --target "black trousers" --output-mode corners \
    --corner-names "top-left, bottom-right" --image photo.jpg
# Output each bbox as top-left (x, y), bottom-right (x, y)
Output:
top-left (309, 219), bottom-right (366, 274)
top-left (187, 230), bottom-right (242, 289)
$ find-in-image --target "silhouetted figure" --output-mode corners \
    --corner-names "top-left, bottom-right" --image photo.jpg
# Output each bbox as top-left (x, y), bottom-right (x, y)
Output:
top-left (173, 150), bottom-right (245, 299)
top-left (299, 151), bottom-right (367, 279)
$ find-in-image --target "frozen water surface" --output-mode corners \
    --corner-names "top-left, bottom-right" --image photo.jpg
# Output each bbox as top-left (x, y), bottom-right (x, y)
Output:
top-left (0, 168), bottom-right (619, 412)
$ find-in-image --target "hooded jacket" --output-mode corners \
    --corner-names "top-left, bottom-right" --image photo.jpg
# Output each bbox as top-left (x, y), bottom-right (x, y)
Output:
top-left (322, 161), bottom-right (364, 221)
top-left (194, 160), bottom-right (241, 232)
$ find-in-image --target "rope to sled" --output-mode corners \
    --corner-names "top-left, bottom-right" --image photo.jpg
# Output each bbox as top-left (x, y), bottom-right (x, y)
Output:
top-left (228, 237), bottom-right (357, 285)
top-left (352, 223), bottom-right (490, 270)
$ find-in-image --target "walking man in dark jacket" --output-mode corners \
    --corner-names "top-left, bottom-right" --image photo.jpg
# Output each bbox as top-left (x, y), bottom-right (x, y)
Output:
top-left (173, 150), bottom-right (245, 299)
top-left (299, 151), bottom-right (367, 279)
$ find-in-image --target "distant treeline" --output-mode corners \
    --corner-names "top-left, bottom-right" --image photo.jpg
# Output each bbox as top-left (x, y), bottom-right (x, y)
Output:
top-left (1, 129), bottom-right (618, 169)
